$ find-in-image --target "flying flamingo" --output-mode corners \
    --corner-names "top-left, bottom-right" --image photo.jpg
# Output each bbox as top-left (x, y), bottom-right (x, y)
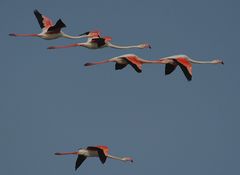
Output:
top-left (9, 9), bottom-right (100, 40)
top-left (47, 35), bottom-right (151, 49)
top-left (157, 54), bottom-right (224, 81)
top-left (55, 145), bottom-right (133, 170)
top-left (84, 54), bottom-right (224, 80)
top-left (84, 54), bottom-right (159, 73)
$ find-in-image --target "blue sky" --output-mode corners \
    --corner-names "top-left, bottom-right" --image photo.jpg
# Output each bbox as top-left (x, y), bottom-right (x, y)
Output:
top-left (1, 0), bottom-right (240, 175)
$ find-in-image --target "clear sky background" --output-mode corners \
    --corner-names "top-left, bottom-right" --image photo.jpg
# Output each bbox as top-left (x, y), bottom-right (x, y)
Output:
top-left (1, 0), bottom-right (240, 175)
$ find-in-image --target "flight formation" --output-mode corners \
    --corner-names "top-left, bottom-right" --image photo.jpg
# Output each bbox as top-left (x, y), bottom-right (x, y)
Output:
top-left (9, 9), bottom-right (224, 81)
top-left (9, 9), bottom-right (224, 172)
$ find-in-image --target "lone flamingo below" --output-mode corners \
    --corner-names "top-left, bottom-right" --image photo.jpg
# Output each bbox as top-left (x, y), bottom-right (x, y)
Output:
top-left (9, 9), bottom-right (100, 40)
top-left (55, 145), bottom-right (133, 170)
top-left (84, 54), bottom-right (224, 80)
top-left (47, 35), bottom-right (151, 49)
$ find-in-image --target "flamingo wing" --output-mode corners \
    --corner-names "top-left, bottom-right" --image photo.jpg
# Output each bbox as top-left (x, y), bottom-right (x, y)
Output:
top-left (47, 19), bottom-right (66, 33)
top-left (115, 63), bottom-right (127, 70)
top-left (123, 56), bottom-right (142, 73)
top-left (75, 155), bottom-right (87, 170)
top-left (87, 146), bottom-right (107, 164)
top-left (34, 9), bottom-right (53, 29)
top-left (165, 63), bottom-right (177, 75)
top-left (174, 58), bottom-right (192, 81)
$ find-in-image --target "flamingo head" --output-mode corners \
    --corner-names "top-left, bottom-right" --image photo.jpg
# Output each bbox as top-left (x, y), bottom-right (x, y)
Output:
top-left (212, 59), bottom-right (224, 64)
top-left (139, 43), bottom-right (151, 49)
top-left (122, 157), bottom-right (134, 163)
top-left (104, 36), bottom-right (112, 42)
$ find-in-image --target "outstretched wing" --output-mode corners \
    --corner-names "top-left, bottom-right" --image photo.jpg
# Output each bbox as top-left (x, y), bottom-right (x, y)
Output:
top-left (123, 56), bottom-right (142, 73)
top-left (75, 155), bottom-right (87, 170)
top-left (34, 9), bottom-right (53, 29)
top-left (47, 19), bottom-right (66, 33)
top-left (115, 63), bottom-right (127, 70)
top-left (174, 58), bottom-right (192, 81)
top-left (165, 63), bottom-right (177, 75)
top-left (87, 146), bottom-right (107, 164)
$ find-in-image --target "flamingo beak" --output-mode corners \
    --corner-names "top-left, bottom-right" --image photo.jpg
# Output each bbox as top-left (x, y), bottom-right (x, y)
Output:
top-left (54, 152), bottom-right (63, 155)
top-left (79, 31), bottom-right (90, 36)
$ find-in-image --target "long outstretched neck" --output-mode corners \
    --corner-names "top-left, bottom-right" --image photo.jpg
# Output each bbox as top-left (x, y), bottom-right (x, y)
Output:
top-left (62, 33), bottom-right (88, 39)
top-left (108, 43), bottom-right (141, 49)
top-left (84, 60), bottom-right (110, 66)
top-left (47, 43), bottom-right (80, 49)
top-left (188, 58), bottom-right (218, 64)
top-left (107, 154), bottom-right (125, 161)
top-left (9, 33), bottom-right (39, 37)
top-left (54, 151), bottom-right (78, 155)
top-left (107, 154), bottom-right (133, 162)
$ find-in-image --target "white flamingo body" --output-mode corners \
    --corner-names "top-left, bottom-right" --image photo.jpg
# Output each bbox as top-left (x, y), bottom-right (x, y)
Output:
top-left (77, 149), bottom-right (98, 157)
top-left (37, 30), bottom-right (63, 40)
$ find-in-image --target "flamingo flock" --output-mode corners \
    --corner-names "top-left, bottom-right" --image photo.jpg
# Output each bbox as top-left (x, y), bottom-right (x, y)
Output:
top-left (85, 54), bottom-right (223, 80)
top-left (9, 8), bottom-right (224, 173)
top-left (9, 9), bottom-right (223, 81)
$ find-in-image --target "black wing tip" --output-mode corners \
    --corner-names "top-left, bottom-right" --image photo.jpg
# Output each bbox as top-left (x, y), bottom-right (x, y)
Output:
top-left (115, 63), bottom-right (127, 70)
top-left (187, 76), bottom-right (192, 81)
top-left (165, 71), bottom-right (170, 75)
top-left (58, 19), bottom-right (67, 28)
top-left (34, 9), bottom-right (41, 14)
top-left (99, 155), bottom-right (107, 164)
top-left (101, 158), bottom-right (107, 164)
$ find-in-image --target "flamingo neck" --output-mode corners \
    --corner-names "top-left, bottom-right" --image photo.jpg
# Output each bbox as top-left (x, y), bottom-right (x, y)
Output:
top-left (62, 33), bottom-right (87, 39)
top-left (107, 154), bottom-right (124, 161)
top-left (108, 43), bottom-right (141, 49)
top-left (188, 58), bottom-right (218, 64)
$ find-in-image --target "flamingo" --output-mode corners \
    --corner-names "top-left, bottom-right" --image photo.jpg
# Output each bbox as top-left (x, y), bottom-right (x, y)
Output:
top-left (84, 54), bottom-right (159, 73)
top-left (84, 54), bottom-right (224, 80)
top-left (47, 35), bottom-right (151, 49)
top-left (9, 9), bottom-right (100, 40)
top-left (55, 145), bottom-right (133, 170)
top-left (157, 54), bottom-right (224, 81)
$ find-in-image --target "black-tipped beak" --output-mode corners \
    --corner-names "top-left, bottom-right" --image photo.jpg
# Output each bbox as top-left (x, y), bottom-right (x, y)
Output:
top-left (222, 61), bottom-right (224, 65)
top-left (79, 31), bottom-right (90, 36)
